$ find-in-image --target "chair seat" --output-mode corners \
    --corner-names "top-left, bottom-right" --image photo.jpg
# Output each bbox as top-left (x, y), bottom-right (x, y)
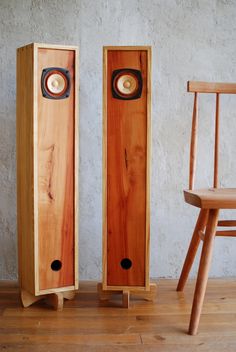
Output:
top-left (184, 188), bottom-right (236, 209)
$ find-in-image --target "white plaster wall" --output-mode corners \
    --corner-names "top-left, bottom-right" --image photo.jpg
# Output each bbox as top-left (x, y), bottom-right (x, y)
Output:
top-left (1, 0), bottom-right (236, 280)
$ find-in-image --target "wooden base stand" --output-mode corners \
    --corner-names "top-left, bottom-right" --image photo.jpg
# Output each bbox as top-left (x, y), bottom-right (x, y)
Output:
top-left (21, 289), bottom-right (76, 311)
top-left (97, 283), bottom-right (157, 308)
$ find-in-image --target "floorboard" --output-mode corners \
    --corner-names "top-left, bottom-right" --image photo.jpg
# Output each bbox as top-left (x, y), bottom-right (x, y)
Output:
top-left (0, 279), bottom-right (236, 351)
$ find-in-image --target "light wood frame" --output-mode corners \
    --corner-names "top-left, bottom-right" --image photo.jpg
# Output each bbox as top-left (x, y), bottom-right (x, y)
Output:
top-left (17, 43), bottom-right (79, 306)
top-left (102, 46), bottom-right (152, 296)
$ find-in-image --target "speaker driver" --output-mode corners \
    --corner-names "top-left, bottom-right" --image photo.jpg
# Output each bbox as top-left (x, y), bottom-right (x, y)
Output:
top-left (112, 68), bottom-right (143, 100)
top-left (41, 67), bottom-right (71, 100)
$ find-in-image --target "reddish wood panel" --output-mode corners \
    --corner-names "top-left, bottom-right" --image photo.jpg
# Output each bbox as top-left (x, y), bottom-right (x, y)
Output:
top-left (38, 49), bottom-right (75, 290)
top-left (107, 50), bottom-right (148, 286)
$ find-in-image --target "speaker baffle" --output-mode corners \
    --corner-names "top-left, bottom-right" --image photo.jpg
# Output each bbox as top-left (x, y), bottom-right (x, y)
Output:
top-left (120, 258), bottom-right (132, 270)
top-left (51, 260), bottom-right (62, 271)
top-left (112, 68), bottom-right (143, 100)
top-left (41, 67), bottom-right (71, 100)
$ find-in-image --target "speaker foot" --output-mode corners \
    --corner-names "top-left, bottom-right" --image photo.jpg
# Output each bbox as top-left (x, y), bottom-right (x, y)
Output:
top-left (21, 289), bottom-right (43, 308)
top-left (46, 292), bottom-right (64, 311)
top-left (63, 290), bottom-right (76, 300)
top-left (122, 290), bottom-right (130, 308)
top-left (20, 289), bottom-right (77, 310)
top-left (131, 283), bottom-right (157, 302)
top-left (97, 283), bottom-right (157, 308)
top-left (97, 283), bottom-right (113, 301)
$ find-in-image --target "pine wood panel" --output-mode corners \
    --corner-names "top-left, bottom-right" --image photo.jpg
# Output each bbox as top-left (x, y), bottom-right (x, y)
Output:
top-left (37, 48), bottom-right (75, 290)
top-left (1, 280), bottom-right (236, 351)
top-left (105, 48), bottom-right (150, 287)
top-left (17, 44), bottom-right (35, 295)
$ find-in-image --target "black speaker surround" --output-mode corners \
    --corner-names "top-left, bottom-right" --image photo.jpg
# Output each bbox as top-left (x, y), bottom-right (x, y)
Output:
top-left (111, 68), bottom-right (143, 100)
top-left (41, 67), bottom-right (71, 100)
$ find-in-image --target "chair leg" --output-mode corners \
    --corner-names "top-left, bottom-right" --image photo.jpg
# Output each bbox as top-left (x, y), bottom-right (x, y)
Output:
top-left (177, 209), bottom-right (209, 291)
top-left (188, 209), bottom-right (219, 335)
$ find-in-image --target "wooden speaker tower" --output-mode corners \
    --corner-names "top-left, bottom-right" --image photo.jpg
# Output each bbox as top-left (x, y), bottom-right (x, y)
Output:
top-left (98, 46), bottom-right (156, 307)
top-left (17, 43), bottom-right (78, 310)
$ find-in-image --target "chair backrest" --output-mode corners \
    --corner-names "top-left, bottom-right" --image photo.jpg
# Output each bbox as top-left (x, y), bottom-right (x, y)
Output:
top-left (188, 81), bottom-right (236, 190)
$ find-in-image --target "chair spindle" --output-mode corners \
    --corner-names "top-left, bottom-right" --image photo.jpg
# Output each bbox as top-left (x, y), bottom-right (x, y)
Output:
top-left (214, 93), bottom-right (220, 188)
top-left (189, 92), bottom-right (198, 190)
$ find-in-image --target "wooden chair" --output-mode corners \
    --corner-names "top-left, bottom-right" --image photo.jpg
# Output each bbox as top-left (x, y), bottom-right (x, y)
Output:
top-left (177, 81), bottom-right (236, 335)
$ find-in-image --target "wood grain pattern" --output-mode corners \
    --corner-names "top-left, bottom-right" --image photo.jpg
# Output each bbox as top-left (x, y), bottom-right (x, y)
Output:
top-left (189, 209), bottom-right (219, 335)
top-left (2, 279), bottom-right (236, 350)
top-left (218, 220), bottom-right (236, 226)
top-left (214, 93), bottom-right (220, 188)
top-left (102, 48), bottom-right (108, 290)
top-left (17, 44), bottom-right (35, 295)
top-left (216, 230), bottom-right (236, 237)
top-left (74, 48), bottom-right (79, 290)
top-left (188, 81), bottom-right (236, 94)
top-left (189, 92), bottom-right (198, 190)
top-left (17, 43), bottom-right (78, 299)
top-left (177, 209), bottom-right (208, 291)
top-left (145, 49), bottom-right (152, 289)
top-left (20, 289), bottom-right (75, 310)
top-left (184, 188), bottom-right (236, 209)
top-left (198, 230), bottom-right (205, 241)
top-left (37, 48), bottom-right (75, 290)
top-left (104, 47), bottom-right (151, 288)
top-left (97, 282), bottom-right (157, 306)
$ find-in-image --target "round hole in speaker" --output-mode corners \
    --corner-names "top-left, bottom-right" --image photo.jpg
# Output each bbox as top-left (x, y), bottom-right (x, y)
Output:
top-left (120, 258), bottom-right (132, 270)
top-left (51, 260), bottom-right (62, 271)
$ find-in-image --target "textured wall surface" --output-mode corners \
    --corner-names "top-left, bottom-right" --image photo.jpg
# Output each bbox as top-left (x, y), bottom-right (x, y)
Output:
top-left (1, 0), bottom-right (236, 280)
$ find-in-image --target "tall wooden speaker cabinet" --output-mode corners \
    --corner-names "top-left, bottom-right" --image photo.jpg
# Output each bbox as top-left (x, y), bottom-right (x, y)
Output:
top-left (98, 46), bottom-right (156, 307)
top-left (17, 43), bottom-right (78, 310)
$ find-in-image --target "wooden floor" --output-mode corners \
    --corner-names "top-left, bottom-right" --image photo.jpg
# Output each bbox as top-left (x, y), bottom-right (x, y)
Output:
top-left (1, 279), bottom-right (236, 351)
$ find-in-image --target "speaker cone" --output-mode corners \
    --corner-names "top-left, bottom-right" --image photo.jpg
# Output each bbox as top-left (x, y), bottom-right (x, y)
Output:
top-left (112, 68), bottom-right (143, 100)
top-left (41, 67), bottom-right (71, 99)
